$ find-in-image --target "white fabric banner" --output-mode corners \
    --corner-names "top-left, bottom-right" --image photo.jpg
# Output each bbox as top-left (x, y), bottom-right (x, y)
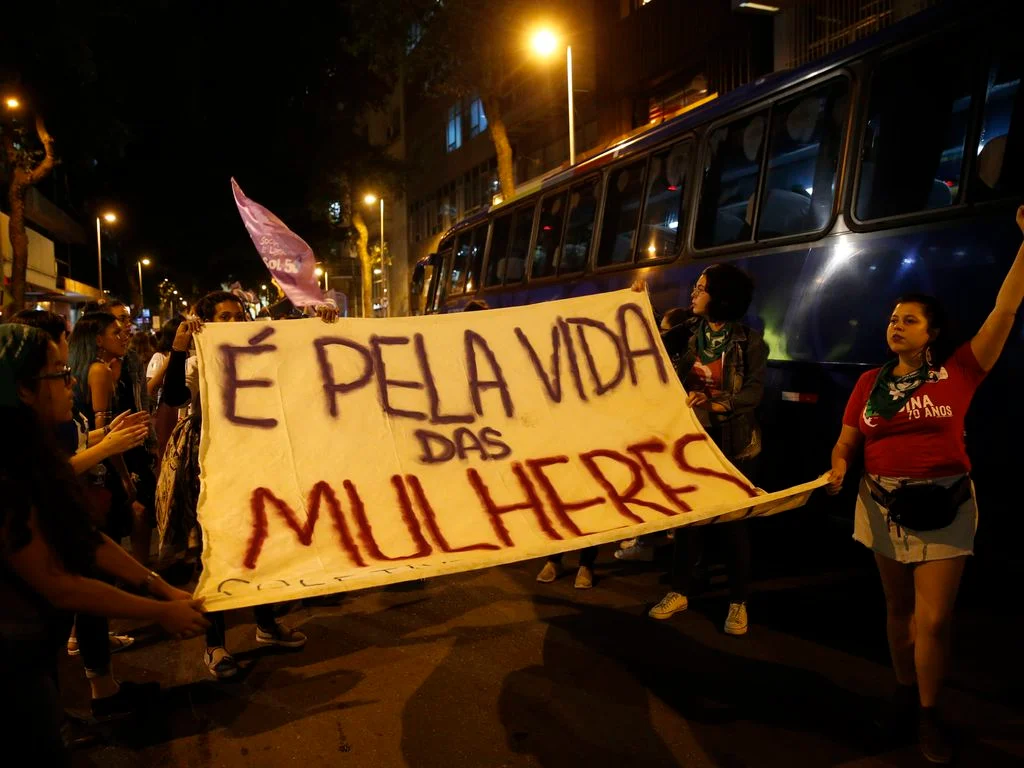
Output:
top-left (194, 290), bottom-right (824, 610)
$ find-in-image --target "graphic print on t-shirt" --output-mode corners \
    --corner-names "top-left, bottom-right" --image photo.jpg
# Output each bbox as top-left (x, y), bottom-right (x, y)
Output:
top-left (862, 366), bottom-right (951, 428)
top-left (687, 357), bottom-right (723, 397)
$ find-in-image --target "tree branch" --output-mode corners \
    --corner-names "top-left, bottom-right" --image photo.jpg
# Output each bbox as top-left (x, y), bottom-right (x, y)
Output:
top-left (26, 114), bottom-right (57, 185)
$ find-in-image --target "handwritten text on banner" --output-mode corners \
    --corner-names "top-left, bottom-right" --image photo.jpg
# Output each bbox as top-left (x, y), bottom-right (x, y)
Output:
top-left (194, 290), bottom-right (823, 610)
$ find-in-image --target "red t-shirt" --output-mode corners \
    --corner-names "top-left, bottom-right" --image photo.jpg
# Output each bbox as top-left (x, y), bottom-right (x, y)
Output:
top-left (686, 357), bottom-right (724, 397)
top-left (842, 343), bottom-right (987, 478)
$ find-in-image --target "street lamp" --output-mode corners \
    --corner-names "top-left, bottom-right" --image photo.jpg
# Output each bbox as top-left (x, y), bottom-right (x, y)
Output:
top-left (95, 211), bottom-right (118, 293)
top-left (363, 193), bottom-right (388, 316)
top-left (4, 96), bottom-right (20, 110)
top-left (314, 266), bottom-right (329, 291)
top-left (530, 27), bottom-right (575, 166)
top-left (137, 257), bottom-right (151, 315)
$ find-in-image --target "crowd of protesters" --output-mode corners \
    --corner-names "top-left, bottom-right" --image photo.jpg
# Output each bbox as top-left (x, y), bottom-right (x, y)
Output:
top-left (2, 207), bottom-right (1023, 764)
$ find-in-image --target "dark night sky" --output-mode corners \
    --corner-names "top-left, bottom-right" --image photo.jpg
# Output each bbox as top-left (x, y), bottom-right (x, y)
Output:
top-left (4, 1), bottom-right (376, 299)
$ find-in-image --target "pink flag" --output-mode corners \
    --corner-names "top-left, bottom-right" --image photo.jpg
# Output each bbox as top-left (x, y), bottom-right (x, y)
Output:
top-left (231, 178), bottom-right (332, 308)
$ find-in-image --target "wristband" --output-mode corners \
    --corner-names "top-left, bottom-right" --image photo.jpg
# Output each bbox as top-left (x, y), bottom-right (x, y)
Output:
top-left (141, 570), bottom-right (159, 595)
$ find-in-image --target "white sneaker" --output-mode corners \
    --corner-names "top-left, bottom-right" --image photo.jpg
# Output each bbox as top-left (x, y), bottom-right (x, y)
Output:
top-left (648, 592), bottom-right (688, 619)
top-left (536, 561), bottom-right (560, 583)
top-left (724, 602), bottom-right (748, 636)
top-left (614, 543), bottom-right (653, 562)
top-left (618, 538), bottom-right (639, 550)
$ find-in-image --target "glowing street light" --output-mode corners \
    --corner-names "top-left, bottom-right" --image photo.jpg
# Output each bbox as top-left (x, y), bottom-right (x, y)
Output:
top-left (363, 193), bottom-right (388, 316)
top-left (4, 96), bottom-right (21, 110)
top-left (95, 210), bottom-right (119, 294)
top-left (137, 257), bottom-right (152, 315)
top-left (529, 26), bottom-right (575, 166)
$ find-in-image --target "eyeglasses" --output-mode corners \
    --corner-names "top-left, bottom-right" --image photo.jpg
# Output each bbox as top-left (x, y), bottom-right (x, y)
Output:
top-left (35, 366), bottom-right (73, 387)
top-left (691, 284), bottom-right (708, 296)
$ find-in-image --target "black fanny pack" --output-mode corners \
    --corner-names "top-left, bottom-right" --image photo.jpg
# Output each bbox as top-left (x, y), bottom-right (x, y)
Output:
top-left (865, 475), bottom-right (972, 532)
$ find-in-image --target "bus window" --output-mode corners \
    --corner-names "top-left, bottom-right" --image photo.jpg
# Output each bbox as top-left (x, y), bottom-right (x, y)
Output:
top-left (638, 141), bottom-right (690, 261)
top-left (484, 213), bottom-right (514, 287)
top-left (597, 159), bottom-right (646, 266)
top-left (975, 47), bottom-right (1023, 200)
top-left (505, 206), bottom-right (533, 285)
top-left (449, 233), bottom-right (472, 294)
top-left (760, 80), bottom-right (849, 238)
top-left (855, 39), bottom-right (974, 221)
top-left (694, 111), bottom-right (767, 249)
top-left (531, 192), bottom-right (567, 279)
top-left (432, 246), bottom-right (452, 312)
top-left (463, 224), bottom-right (487, 293)
top-left (560, 176), bottom-right (600, 274)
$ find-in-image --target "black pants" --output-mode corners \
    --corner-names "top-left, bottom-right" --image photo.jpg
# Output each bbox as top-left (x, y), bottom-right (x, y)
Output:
top-left (76, 612), bottom-right (112, 678)
top-left (669, 455), bottom-right (758, 602)
top-left (205, 605), bottom-right (280, 648)
top-left (669, 521), bottom-right (752, 602)
top-left (547, 546), bottom-right (598, 569)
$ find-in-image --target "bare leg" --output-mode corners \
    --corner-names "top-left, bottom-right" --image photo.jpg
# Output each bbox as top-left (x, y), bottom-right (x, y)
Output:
top-left (874, 553), bottom-right (917, 685)
top-left (913, 556), bottom-right (966, 707)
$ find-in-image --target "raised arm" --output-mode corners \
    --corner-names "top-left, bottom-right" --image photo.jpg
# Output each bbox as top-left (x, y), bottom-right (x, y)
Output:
top-left (971, 206), bottom-right (1024, 371)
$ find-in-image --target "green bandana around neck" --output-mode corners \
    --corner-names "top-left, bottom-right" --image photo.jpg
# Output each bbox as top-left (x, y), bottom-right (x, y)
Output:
top-left (696, 319), bottom-right (732, 364)
top-left (864, 358), bottom-right (930, 420)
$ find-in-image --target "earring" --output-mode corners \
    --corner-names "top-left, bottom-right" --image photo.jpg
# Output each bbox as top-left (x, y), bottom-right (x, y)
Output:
top-left (925, 346), bottom-right (934, 368)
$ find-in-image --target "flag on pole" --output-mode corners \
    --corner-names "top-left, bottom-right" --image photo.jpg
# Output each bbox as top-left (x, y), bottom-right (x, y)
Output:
top-left (230, 178), bottom-right (333, 308)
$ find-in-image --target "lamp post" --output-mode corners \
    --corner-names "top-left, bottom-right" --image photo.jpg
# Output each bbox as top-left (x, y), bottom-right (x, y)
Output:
top-left (530, 28), bottom-right (575, 166)
top-left (136, 257), bottom-right (151, 315)
top-left (363, 193), bottom-right (388, 316)
top-left (95, 211), bottom-right (117, 293)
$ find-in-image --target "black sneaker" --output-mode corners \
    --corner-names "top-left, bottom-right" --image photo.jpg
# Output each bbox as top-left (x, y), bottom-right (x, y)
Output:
top-left (919, 707), bottom-right (953, 764)
top-left (90, 681), bottom-right (159, 720)
top-left (873, 683), bottom-right (918, 744)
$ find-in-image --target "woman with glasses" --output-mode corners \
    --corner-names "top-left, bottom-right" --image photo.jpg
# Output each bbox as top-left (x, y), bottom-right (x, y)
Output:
top-left (647, 263), bottom-right (766, 637)
top-left (0, 324), bottom-right (208, 762)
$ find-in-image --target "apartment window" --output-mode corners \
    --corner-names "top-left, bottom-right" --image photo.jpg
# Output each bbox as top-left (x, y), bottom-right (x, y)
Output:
top-left (469, 97), bottom-right (488, 138)
top-left (446, 102), bottom-right (463, 152)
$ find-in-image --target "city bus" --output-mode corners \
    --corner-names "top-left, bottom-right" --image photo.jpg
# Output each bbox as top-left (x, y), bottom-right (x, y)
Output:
top-left (411, 4), bottom-right (1023, 557)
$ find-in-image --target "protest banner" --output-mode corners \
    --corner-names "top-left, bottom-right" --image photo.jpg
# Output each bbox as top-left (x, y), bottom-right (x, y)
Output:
top-left (193, 290), bottom-right (825, 610)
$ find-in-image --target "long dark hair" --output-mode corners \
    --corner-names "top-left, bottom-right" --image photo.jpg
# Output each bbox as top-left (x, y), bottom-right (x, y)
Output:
top-left (0, 329), bottom-right (100, 574)
top-left (68, 312), bottom-right (118, 407)
top-left (892, 293), bottom-right (957, 367)
top-left (702, 263), bottom-right (754, 323)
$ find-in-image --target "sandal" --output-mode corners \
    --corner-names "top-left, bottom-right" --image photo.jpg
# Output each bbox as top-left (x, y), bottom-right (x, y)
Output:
top-left (203, 647), bottom-right (239, 680)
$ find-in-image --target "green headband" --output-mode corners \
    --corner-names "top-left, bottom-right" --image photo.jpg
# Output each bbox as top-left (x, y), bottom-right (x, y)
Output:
top-left (0, 324), bottom-right (50, 408)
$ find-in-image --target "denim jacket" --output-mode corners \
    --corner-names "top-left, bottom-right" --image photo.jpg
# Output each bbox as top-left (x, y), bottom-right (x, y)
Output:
top-left (676, 318), bottom-right (767, 461)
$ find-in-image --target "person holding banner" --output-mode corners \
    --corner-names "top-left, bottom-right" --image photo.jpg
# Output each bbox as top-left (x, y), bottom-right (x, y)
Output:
top-left (0, 324), bottom-right (209, 763)
top-left (826, 207), bottom-right (1024, 764)
top-left (647, 265), bottom-right (765, 637)
top-left (160, 290), bottom-right (336, 679)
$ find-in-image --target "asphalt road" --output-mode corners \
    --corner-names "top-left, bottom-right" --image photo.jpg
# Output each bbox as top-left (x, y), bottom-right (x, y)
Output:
top-left (65, 523), bottom-right (1023, 768)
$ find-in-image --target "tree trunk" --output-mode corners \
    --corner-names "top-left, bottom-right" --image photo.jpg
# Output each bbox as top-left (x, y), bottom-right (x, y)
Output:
top-left (483, 94), bottom-right (515, 200)
top-left (6, 179), bottom-right (30, 311)
top-left (352, 211), bottom-right (374, 317)
top-left (3, 115), bottom-right (57, 311)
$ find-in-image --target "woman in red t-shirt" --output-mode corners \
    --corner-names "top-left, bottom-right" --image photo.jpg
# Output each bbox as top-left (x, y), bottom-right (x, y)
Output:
top-left (826, 206), bottom-right (1024, 763)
